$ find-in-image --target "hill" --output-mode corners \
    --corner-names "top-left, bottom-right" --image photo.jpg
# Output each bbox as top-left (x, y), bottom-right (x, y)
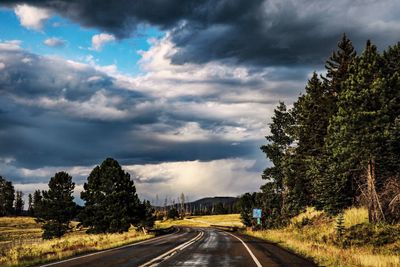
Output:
top-left (155, 196), bottom-right (239, 215)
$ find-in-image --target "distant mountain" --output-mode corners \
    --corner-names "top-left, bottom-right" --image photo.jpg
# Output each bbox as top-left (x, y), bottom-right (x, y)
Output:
top-left (155, 196), bottom-right (240, 215)
top-left (191, 196), bottom-right (237, 206)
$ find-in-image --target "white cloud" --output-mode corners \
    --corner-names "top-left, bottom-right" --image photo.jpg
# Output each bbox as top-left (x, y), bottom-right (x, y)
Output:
top-left (0, 40), bottom-right (22, 51)
top-left (90, 33), bottom-right (115, 51)
top-left (5, 158), bottom-right (263, 206)
top-left (0, 62), bottom-right (5, 70)
top-left (14, 4), bottom-right (52, 31)
top-left (14, 183), bottom-right (85, 207)
top-left (43, 37), bottom-right (66, 47)
top-left (126, 158), bottom-right (263, 202)
top-left (13, 90), bottom-right (129, 121)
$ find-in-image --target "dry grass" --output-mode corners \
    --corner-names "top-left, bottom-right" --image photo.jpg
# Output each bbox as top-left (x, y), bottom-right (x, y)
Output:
top-left (0, 217), bottom-right (154, 267)
top-left (244, 207), bottom-right (400, 267)
top-left (156, 214), bottom-right (243, 228)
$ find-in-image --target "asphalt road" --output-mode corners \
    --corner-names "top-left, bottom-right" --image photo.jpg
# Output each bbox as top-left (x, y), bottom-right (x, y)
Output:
top-left (38, 227), bottom-right (318, 267)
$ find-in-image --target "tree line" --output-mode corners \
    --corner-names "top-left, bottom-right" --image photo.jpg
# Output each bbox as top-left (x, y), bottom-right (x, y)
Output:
top-left (0, 176), bottom-right (24, 216)
top-left (0, 158), bottom-right (155, 239)
top-left (240, 34), bottom-right (400, 228)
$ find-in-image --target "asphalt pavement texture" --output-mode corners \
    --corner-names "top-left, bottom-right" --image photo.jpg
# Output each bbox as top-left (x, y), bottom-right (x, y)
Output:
top-left (37, 227), bottom-right (318, 267)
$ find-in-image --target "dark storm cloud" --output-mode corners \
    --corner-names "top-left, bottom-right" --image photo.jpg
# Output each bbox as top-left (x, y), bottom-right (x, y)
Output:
top-left (4, 0), bottom-right (400, 67)
top-left (0, 47), bottom-right (263, 184)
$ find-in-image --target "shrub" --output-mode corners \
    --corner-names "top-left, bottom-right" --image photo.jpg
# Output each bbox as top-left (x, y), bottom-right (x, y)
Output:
top-left (342, 223), bottom-right (400, 247)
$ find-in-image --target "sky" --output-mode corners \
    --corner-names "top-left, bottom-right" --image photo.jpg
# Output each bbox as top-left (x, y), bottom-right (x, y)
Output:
top-left (1, 0), bottom-right (400, 205)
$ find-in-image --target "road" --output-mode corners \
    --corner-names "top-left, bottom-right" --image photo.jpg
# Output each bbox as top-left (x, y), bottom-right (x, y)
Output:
top-left (38, 227), bottom-right (318, 267)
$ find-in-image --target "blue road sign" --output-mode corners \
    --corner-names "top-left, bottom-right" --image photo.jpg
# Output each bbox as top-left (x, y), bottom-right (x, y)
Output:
top-left (252, 208), bottom-right (262, 218)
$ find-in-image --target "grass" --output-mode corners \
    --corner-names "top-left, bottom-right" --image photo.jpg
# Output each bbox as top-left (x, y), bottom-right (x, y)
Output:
top-left (156, 214), bottom-right (243, 228)
top-left (0, 217), bottom-right (154, 267)
top-left (244, 207), bottom-right (400, 267)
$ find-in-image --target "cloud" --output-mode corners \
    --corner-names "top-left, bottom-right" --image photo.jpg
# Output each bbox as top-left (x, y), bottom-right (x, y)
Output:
top-left (3, 0), bottom-right (400, 67)
top-left (0, 37), bottom-right (297, 179)
top-left (14, 4), bottom-right (52, 31)
top-left (8, 32), bottom-right (308, 200)
top-left (0, 62), bottom-right (5, 70)
top-left (128, 158), bottom-right (264, 201)
top-left (43, 37), bottom-right (66, 47)
top-left (90, 33), bottom-right (115, 51)
top-left (0, 40), bottom-right (22, 50)
top-left (6, 158), bottom-right (264, 206)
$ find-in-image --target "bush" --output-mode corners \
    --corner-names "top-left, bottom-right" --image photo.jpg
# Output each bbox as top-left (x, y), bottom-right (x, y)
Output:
top-left (342, 223), bottom-right (400, 247)
top-left (167, 208), bottom-right (179, 219)
top-left (42, 221), bottom-right (70, 239)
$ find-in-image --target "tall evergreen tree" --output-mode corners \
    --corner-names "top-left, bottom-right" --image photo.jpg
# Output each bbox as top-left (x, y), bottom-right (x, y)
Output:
top-left (36, 172), bottom-right (76, 239)
top-left (32, 190), bottom-right (43, 216)
top-left (292, 73), bottom-right (330, 208)
top-left (80, 158), bottom-right (141, 233)
top-left (324, 33), bottom-right (357, 97)
top-left (27, 193), bottom-right (33, 216)
top-left (380, 43), bottom-right (400, 179)
top-left (260, 102), bottom-right (295, 224)
top-left (326, 41), bottom-right (387, 222)
top-left (14, 191), bottom-right (24, 216)
top-left (312, 35), bottom-right (357, 213)
top-left (0, 176), bottom-right (15, 216)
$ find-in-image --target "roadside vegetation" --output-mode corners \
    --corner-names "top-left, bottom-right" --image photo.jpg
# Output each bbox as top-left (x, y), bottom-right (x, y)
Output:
top-left (238, 34), bottom-right (400, 267)
top-left (0, 216), bottom-right (153, 267)
top-left (245, 207), bottom-right (400, 267)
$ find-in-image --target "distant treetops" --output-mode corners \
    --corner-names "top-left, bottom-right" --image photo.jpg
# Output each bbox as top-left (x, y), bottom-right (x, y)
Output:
top-left (240, 34), bottom-right (400, 228)
top-left (0, 158), bottom-right (155, 239)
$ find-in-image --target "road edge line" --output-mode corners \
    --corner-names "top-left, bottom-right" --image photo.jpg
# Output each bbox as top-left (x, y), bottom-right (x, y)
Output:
top-left (225, 231), bottom-right (262, 267)
top-left (139, 230), bottom-right (204, 267)
top-left (38, 228), bottom-right (180, 267)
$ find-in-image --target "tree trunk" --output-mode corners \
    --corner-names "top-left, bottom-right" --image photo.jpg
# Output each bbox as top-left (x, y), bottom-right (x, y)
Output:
top-left (367, 159), bottom-right (385, 223)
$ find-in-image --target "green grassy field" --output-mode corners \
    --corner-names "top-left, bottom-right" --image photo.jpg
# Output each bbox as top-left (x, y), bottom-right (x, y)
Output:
top-left (0, 217), bottom-right (153, 267)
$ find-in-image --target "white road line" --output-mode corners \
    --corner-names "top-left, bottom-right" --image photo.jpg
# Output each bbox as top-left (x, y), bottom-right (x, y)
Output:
top-left (39, 228), bottom-right (180, 267)
top-left (139, 230), bottom-right (204, 267)
top-left (225, 231), bottom-right (262, 267)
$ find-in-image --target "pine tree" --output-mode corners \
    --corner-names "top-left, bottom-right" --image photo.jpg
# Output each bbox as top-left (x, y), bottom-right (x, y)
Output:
top-left (36, 172), bottom-right (76, 239)
top-left (14, 191), bottom-right (24, 216)
top-left (324, 33), bottom-right (357, 97)
top-left (326, 41), bottom-right (387, 222)
top-left (32, 190), bottom-right (43, 216)
top-left (261, 102), bottom-right (294, 188)
top-left (0, 176), bottom-right (15, 216)
top-left (380, 43), bottom-right (400, 179)
top-left (260, 102), bottom-right (295, 222)
top-left (292, 73), bottom-right (331, 208)
top-left (136, 200), bottom-right (156, 231)
top-left (80, 158), bottom-right (141, 233)
top-left (312, 35), bottom-right (357, 214)
top-left (27, 193), bottom-right (33, 216)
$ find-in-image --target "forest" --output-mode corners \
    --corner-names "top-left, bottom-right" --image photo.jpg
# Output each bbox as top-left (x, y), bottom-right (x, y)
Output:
top-left (240, 35), bottom-right (400, 228)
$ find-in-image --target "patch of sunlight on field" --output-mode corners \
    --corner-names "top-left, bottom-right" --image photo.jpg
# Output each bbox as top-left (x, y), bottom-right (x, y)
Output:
top-left (0, 217), bottom-right (154, 267)
top-left (156, 214), bottom-right (243, 228)
top-left (243, 207), bottom-right (400, 267)
top-left (344, 207), bottom-right (368, 227)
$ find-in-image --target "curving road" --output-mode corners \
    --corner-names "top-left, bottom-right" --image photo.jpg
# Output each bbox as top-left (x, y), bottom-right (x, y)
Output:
top-left (38, 227), bottom-right (317, 267)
